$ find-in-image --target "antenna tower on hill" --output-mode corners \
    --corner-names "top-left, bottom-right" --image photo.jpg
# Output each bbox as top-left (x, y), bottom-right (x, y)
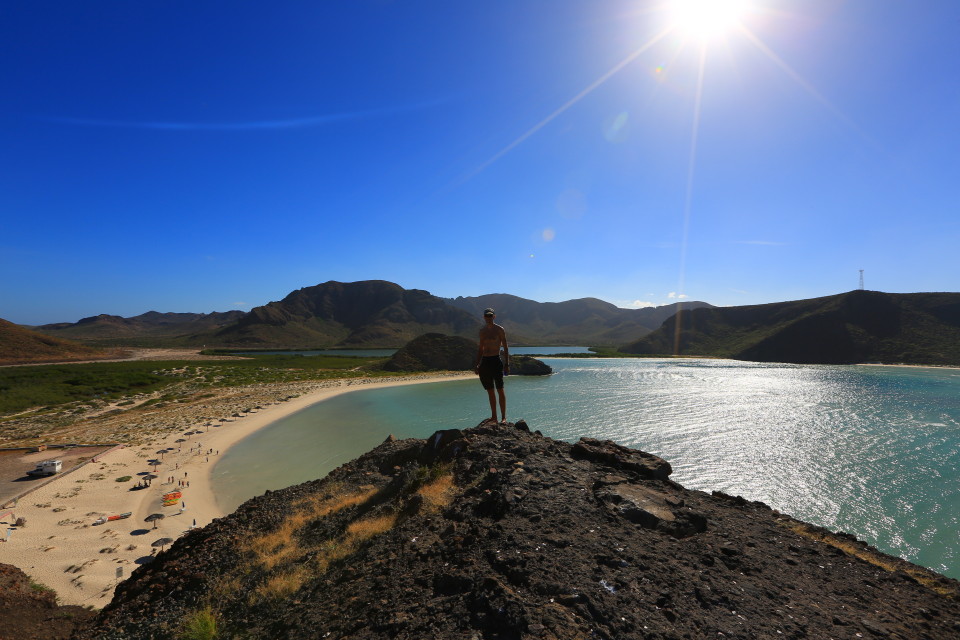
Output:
top-left (859, 269), bottom-right (864, 290)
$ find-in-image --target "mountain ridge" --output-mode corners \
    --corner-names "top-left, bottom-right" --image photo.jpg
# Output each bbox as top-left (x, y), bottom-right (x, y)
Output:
top-left (31, 281), bottom-right (705, 349)
top-left (621, 289), bottom-right (960, 365)
top-left (445, 294), bottom-right (712, 345)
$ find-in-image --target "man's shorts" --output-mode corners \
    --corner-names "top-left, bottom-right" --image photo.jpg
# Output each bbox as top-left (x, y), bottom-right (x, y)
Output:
top-left (478, 356), bottom-right (504, 390)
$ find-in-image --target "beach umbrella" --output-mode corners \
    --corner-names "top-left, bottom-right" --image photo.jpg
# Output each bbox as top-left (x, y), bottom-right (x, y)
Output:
top-left (145, 513), bottom-right (165, 529)
top-left (156, 450), bottom-right (166, 459)
top-left (143, 474), bottom-right (158, 485)
top-left (152, 537), bottom-right (174, 551)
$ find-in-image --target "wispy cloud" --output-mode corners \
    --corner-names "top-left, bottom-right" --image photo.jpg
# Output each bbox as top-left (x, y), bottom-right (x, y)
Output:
top-left (609, 299), bottom-right (657, 309)
top-left (36, 101), bottom-right (441, 132)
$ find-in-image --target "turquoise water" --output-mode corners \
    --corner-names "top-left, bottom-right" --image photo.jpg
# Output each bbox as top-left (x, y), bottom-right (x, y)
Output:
top-left (237, 346), bottom-right (593, 357)
top-left (213, 359), bottom-right (960, 579)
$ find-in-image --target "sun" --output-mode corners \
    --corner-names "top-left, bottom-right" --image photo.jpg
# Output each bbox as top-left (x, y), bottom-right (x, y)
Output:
top-left (667, 0), bottom-right (749, 41)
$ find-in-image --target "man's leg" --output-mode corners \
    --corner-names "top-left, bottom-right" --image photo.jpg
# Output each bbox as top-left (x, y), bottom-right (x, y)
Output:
top-left (497, 387), bottom-right (506, 424)
top-left (486, 388), bottom-right (498, 422)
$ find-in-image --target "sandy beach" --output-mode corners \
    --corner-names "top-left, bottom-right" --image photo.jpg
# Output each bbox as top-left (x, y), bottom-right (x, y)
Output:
top-left (0, 373), bottom-right (469, 607)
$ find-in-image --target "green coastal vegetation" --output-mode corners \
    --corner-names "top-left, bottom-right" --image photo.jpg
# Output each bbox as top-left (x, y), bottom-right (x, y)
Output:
top-left (0, 354), bottom-right (391, 416)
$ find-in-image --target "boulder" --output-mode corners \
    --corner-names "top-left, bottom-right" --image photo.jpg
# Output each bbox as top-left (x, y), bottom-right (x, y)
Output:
top-left (510, 355), bottom-right (552, 375)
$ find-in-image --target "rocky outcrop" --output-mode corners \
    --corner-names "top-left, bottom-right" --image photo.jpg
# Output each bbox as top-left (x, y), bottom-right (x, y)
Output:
top-left (382, 333), bottom-right (477, 372)
top-left (510, 354), bottom-right (553, 375)
top-left (76, 422), bottom-right (960, 640)
top-left (0, 563), bottom-right (93, 639)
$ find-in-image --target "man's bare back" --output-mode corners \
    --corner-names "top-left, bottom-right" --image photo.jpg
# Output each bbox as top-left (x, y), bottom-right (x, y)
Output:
top-left (475, 308), bottom-right (509, 423)
top-left (479, 323), bottom-right (507, 356)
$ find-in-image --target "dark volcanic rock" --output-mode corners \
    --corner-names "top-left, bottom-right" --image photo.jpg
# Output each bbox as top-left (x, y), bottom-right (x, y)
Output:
top-left (0, 563), bottom-right (94, 639)
top-left (510, 355), bottom-right (552, 375)
top-left (75, 424), bottom-right (960, 640)
top-left (382, 333), bottom-right (478, 372)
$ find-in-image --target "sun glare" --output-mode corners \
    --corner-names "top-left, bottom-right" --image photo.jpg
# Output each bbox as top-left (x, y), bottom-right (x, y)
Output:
top-left (667, 0), bottom-right (748, 40)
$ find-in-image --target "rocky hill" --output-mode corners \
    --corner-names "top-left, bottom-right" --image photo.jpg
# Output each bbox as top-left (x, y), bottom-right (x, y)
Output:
top-left (383, 333), bottom-right (480, 372)
top-left (206, 280), bottom-right (479, 348)
top-left (76, 422), bottom-right (960, 639)
top-left (0, 318), bottom-right (117, 365)
top-left (622, 290), bottom-right (960, 366)
top-left (447, 294), bottom-right (713, 345)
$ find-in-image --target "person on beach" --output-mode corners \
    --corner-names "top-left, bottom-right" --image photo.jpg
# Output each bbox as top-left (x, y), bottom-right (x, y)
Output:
top-left (474, 308), bottom-right (509, 424)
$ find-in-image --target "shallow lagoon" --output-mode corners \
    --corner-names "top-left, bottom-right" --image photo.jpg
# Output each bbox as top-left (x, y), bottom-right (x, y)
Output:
top-left (214, 359), bottom-right (960, 578)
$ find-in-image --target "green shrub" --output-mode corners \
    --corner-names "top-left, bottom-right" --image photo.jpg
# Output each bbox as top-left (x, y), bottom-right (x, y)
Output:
top-left (116, 476), bottom-right (132, 482)
top-left (180, 605), bottom-right (217, 640)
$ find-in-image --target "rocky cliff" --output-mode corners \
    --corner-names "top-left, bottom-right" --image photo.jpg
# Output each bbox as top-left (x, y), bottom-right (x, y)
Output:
top-left (76, 423), bottom-right (960, 639)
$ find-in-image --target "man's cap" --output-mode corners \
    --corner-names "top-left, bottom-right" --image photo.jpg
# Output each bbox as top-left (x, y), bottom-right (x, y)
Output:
top-left (483, 308), bottom-right (495, 316)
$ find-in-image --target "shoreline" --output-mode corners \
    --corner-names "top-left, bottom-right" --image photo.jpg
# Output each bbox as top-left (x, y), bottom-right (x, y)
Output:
top-left (0, 372), bottom-right (470, 608)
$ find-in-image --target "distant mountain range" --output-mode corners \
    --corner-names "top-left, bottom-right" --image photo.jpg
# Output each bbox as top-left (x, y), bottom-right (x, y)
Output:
top-left (37, 310), bottom-right (245, 343)
top-left (622, 290), bottom-right (960, 366)
top-left (22, 283), bottom-right (960, 366)
top-left (444, 294), bottom-right (707, 345)
top-left (30, 280), bottom-right (712, 349)
top-left (0, 318), bottom-right (113, 365)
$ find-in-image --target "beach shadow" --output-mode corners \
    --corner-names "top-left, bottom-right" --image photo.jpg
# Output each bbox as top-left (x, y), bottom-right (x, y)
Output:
top-left (12, 475), bottom-right (45, 483)
top-left (129, 529), bottom-right (150, 536)
top-left (134, 555), bottom-right (155, 565)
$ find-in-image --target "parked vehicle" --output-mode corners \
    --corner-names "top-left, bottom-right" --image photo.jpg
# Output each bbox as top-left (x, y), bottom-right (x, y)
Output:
top-left (25, 459), bottom-right (62, 477)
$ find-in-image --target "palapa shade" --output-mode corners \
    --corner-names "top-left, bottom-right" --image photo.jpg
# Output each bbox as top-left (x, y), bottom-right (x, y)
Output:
top-left (145, 513), bottom-right (165, 529)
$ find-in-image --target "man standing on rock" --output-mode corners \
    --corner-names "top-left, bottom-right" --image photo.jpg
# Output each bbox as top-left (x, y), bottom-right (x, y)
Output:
top-left (475, 308), bottom-right (509, 424)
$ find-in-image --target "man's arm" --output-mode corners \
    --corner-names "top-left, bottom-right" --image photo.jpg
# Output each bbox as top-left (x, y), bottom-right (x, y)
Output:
top-left (499, 327), bottom-right (509, 372)
top-left (475, 335), bottom-right (483, 374)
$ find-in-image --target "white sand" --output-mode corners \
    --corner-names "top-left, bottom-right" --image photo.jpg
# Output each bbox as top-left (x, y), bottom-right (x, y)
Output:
top-left (0, 373), bottom-right (470, 607)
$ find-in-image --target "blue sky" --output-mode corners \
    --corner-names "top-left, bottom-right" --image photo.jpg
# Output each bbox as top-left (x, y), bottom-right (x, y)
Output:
top-left (2, 1), bottom-right (958, 325)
